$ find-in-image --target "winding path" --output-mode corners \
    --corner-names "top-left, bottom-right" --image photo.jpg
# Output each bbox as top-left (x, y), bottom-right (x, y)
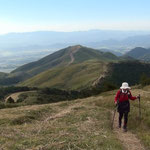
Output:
top-left (38, 94), bottom-right (146, 150)
top-left (5, 91), bottom-right (35, 102)
top-left (112, 111), bottom-right (145, 150)
top-left (68, 45), bottom-right (81, 65)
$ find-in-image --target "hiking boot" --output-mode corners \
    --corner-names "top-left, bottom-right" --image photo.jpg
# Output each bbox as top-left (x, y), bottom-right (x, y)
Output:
top-left (123, 125), bottom-right (127, 132)
top-left (123, 128), bottom-right (127, 132)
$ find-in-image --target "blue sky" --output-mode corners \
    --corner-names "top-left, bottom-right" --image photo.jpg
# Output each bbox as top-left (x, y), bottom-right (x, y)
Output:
top-left (0, 0), bottom-right (150, 34)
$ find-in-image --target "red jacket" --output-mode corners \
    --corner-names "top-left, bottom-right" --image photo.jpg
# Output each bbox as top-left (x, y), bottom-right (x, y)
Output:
top-left (115, 90), bottom-right (136, 103)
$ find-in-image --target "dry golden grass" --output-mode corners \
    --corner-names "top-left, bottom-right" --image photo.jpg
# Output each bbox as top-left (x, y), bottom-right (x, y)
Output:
top-left (0, 96), bottom-right (123, 150)
top-left (1, 86), bottom-right (150, 150)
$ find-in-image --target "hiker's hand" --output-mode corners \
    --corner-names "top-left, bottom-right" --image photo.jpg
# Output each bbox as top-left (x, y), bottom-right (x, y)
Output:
top-left (114, 101), bottom-right (117, 106)
top-left (136, 95), bottom-right (140, 99)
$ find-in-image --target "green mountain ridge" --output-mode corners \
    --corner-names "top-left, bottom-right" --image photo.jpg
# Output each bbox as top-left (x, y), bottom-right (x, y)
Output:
top-left (20, 56), bottom-right (150, 90)
top-left (1, 45), bottom-right (150, 90)
top-left (17, 45), bottom-right (120, 89)
top-left (20, 60), bottom-right (107, 89)
top-left (125, 47), bottom-right (150, 60)
top-left (12, 45), bottom-right (119, 75)
top-left (0, 45), bottom-right (120, 87)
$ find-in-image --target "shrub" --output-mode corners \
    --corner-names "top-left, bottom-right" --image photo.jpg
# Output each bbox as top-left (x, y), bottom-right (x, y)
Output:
top-left (7, 97), bottom-right (15, 103)
top-left (140, 73), bottom-right (150, 86)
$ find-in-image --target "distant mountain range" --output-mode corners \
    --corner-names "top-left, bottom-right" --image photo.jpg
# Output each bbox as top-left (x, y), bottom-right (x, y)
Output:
top-left (99, 48), bottom-right (122, 56)
top-left (96, 34), bottom-right (150, 49)
top-left (0, 30), bottom-right (150, 53)
top-left (1, 30), bottom-right (150, 72)
top-left (1, 30), bottom-right (150, 49)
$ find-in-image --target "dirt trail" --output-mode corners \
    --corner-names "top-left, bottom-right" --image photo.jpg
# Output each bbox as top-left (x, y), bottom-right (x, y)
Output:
top-left (68, 45), bottom-right (81, 65)
top-left (112, 112), bottom-right (145, 150)
top-left (44, 102), bottom-right (81, 122)
top-left (35, 102), bottom-right (83, 135)
top-left (5, 91), bottom-right (35, 102)
top-left (92, 64), bottom-right (108, 86)
top-left (31, 91), bottom-right (146, 150)
top-left (42, 95), bottom-right (146, 150)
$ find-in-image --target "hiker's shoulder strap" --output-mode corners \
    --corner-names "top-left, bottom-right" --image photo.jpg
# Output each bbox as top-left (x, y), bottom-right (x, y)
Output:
top-left (115, 90), bottom-right (120, 102)
top-left (115, 89), bottom-right (122, 101)
top-left (118, 89), bottom-right (122, 97)
top-left (127, 90), bottom-right (132, 98)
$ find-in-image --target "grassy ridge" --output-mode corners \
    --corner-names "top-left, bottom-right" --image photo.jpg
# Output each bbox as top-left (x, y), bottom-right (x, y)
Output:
top-left (0, 45), bottom-right (120, 86)
top-left (13, 45), bottom-right (119, 76)
top-left (0, 85), bottom-right (150, 149)
top-left (20, 60), bottom-right (107, 90)
top-left (73, 47), bottom-right (119, 63)
top-left (0, 95), bottom-right (123, 150)
top-left (127, 86), bottom-right (150, 149)
top-left (99, 87), bottom-right (150, 150)
top-left (18, 45), bottom-right (119, 90)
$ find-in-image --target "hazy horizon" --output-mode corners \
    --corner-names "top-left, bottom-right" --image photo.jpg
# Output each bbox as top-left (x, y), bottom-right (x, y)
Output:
top-left (1, 29), bottom-right (150, 35)
top-left (0, 0), bottom-right (150, 34)
top-left (0, 0), bottom-right (150, 72)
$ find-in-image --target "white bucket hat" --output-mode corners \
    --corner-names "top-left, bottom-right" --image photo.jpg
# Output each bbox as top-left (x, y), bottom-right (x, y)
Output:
top-left (120, 82), bottom-right (131, 89)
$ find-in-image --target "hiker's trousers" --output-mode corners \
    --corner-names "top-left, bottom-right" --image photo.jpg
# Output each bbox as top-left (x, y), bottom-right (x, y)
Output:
top-left (119, 112), bottom-right (128, 127)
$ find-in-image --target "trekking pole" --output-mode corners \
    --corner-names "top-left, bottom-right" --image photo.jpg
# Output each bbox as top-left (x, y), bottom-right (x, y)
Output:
top-left (138, 94), bottom-right (141, 118)
top-left (111, 104), bottom-right (117, 130)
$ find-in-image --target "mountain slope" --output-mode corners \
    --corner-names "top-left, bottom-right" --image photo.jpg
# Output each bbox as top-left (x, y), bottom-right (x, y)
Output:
top-left (1, 31), bottom-right (150, 73)
top-left (21, 56), bottom-right (149, 90)
top-left (103, 61), bottom-right (150, 87)
top-left (12, 45), bottom-right (119, 76)
top-left (12, 45), bottom-right (118, 75)
top-left (0, 45), bottom-right (120, 87)
top-left (140, 53), bottom-right (150, 62)
top-left (0, 72), bottom-right (8, 79)
top-left (20, 60), bottom-right (107, 90)
top-left (124, 47), bottom-right (150, 59)
top-left (0, 86), bottom-right (150, 149)
top-left (99, 48), bottom-right (123, 56)
top-left (0, 93), bottom-right (124, 150)
top-left (12, 46), bottom-right (70, 75)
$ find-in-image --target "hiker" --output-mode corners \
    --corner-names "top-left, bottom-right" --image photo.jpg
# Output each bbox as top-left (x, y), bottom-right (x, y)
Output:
top-left (114, 82), bottom-right (139, 132)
